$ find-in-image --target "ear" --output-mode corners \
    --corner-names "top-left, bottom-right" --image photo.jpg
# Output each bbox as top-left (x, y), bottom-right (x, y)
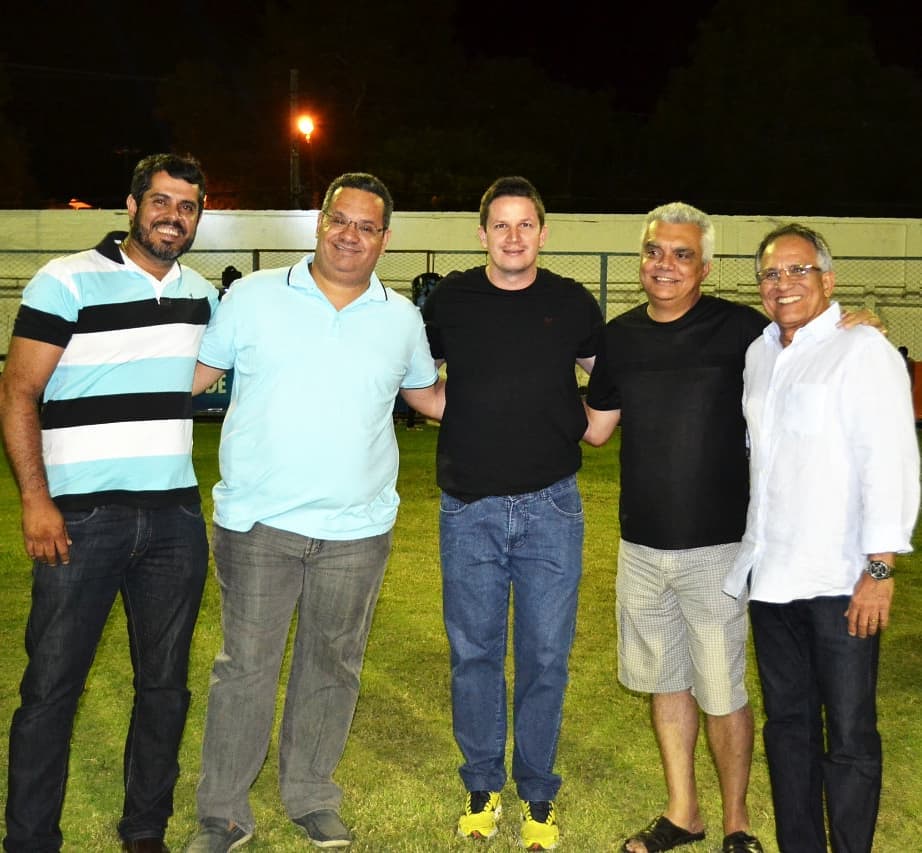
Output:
top-left (126, 194), bottom-right (137, 222)
top-left (701, 260), bottom-right (713, 282)
top-left (822, 269), bottom-right (836, 297)
top-left (477, 226), bottom-right (487, 246)
top-left (538, 224), bottom-right (548, 249)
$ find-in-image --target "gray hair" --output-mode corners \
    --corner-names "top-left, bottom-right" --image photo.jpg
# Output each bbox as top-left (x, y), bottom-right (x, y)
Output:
top-left (755, 223), bottom-right (833, 275)
top-left (641, 201), bottom-right (715, 264)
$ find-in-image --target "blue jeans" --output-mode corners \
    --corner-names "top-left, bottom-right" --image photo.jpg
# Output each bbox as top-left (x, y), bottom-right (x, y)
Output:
top-left (750, 596), bottom-right (882, 853)
top-left (439, 475), bottom-right (584, 802)
top-left (3, 504), bottom-right (208, 852)
top-left (195, 523), bottom-right (391, 834)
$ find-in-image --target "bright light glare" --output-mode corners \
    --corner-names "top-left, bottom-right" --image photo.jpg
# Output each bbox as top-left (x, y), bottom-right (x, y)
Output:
top-left (297, 115), bottom-right (315, 140)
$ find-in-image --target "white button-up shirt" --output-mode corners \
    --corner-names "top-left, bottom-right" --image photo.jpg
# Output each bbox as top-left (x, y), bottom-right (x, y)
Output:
top-left (724, 302), bottom-right (919, 603)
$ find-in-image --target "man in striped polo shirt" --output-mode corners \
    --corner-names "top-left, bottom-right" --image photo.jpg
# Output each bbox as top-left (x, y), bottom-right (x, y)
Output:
top-left (0, 153), bottom-right (217, 853)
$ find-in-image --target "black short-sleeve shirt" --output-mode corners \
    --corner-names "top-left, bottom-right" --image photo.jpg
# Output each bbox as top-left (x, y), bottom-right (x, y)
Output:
top-left (587, 295), bottom-right (767, 549)
top-left (424, 266), bottom-right (603, 498)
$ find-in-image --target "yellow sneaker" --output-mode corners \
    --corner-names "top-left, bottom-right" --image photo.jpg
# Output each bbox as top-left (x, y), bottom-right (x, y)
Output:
top-left (457, 790), bottom-right (502, 840)
top-left (520, 800), bottom-right (559, 850)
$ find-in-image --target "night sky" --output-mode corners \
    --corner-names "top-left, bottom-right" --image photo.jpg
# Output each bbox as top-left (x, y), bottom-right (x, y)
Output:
top-left (2, 0), bottom-right (921, 213)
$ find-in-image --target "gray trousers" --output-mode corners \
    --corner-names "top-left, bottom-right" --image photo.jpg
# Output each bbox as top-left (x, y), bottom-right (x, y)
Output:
top-left (195, 522), bottom-right (392, 833)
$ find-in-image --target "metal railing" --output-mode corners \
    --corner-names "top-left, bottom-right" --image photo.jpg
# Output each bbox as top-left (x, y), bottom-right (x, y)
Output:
top-left (3, 249), bottom-right (922, 360)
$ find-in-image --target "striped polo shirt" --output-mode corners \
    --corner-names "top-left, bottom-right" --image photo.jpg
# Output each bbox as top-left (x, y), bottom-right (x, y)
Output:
top-left (11, 231), bottom-right (219, 509)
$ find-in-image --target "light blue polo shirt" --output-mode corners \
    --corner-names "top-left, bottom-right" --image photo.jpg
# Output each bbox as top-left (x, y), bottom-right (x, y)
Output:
top-left (198, 255), bottom-right (438, 539)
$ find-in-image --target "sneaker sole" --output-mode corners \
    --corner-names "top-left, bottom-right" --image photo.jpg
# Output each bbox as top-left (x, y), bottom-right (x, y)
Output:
top-left (458, 827), bottom-right (500, 840)
top-left (293, 826), bottom-right (351, 849)
top-left (458, 803), bottom-right (502, 840)
top-left (520, 836), bottom-right (558, 851)
top-left (186, 828), bottom-right (253, 852)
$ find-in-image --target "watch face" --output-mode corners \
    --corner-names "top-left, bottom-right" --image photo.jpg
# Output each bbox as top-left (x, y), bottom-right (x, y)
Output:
top-left (868, 560), bottom-right (893, 579)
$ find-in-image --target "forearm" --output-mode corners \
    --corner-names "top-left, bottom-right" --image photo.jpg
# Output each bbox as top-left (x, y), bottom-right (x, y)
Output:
top-left (400, 378), bottom-right (445, 421)
top-left (0, 382), bottom-right (52, 503)
top-left (193, 361), bottom-right (227, 395)
top-left (0, 381), bottom-right (71, 563)
top-left (582, 403), bottom-right (620, 446)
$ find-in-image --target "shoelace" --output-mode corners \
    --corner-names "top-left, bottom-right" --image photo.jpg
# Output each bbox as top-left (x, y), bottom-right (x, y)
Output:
top-left (468, 791), bottom-right (493, 813)
top-left (524, 801), bottom-right (553, 823)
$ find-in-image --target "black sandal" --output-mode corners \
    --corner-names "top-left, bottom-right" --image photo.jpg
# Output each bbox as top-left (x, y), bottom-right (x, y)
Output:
top-left (722, 831), bottom-right (764, 853)
top-left (622, 815), bottom-right (706, 852)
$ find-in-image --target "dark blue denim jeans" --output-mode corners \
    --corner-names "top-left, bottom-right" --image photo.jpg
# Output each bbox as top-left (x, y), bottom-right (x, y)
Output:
top-left (3, 504), bottom-right (208, 852)
top-left (750, 596), bottom-right (882, 853)
top-left (439, 475), bottom-right (584, 802)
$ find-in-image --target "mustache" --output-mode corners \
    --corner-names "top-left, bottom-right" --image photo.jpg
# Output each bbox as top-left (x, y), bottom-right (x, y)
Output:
top-left (151, 218), bottom-right (187, 235)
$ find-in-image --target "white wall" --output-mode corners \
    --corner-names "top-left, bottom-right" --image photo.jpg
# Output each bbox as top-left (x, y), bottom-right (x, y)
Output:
top-left (3, 208), bottom-right (922, 257)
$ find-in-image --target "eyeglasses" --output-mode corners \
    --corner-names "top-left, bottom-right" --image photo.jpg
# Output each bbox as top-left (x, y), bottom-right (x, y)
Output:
top-left (320, 211), bottom-right (386, 238)
top-left (756, 263), bottom-right (823, 285)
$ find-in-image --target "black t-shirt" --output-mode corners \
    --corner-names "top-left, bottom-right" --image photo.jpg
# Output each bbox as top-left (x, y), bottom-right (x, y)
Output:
top-left (586, 295), bottom-right (767, 549)
top-left (423, 266), bottom-right (603, 498)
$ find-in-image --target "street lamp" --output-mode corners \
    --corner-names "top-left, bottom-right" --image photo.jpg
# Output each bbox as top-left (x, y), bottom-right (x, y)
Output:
top-left (288, 112), bottom-right (318, 208)
top-left (296, 114), bottom-right (320, 209)
top-left (288, 70), bottom-right (320, 208)
top-left (297, 115), bottom-right (314, 141)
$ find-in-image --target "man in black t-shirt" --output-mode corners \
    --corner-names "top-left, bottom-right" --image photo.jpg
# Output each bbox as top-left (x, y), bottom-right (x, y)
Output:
top-left (422, 177), bottom-right (602, 851)
top-left (584, 202), bottom-right (766, 853)
top-left (585, 206), bottom-right (880, 853)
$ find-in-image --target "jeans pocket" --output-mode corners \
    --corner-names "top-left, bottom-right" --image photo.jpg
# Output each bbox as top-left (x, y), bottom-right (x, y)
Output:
top-left (61, 507), bottom-right (102, 527)
top-left (177, 502), bottom-right (204, 519)
top-left (439, 492), bottom-right (470, 515)
top-left (545, 487), bottom-right (583, 518)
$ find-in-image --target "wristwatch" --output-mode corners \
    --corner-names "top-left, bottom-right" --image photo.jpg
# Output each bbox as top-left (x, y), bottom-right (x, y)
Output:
top-left (866, 560), bottom-right (894, 580)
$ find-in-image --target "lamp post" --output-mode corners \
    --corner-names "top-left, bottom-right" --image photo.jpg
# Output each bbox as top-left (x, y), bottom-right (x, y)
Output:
top-left (288, 70), bottom-right (319, 208)
top-left (289, 69), bottom-right (301, 208)
top-left (297, 115), bottom-right (319, 208)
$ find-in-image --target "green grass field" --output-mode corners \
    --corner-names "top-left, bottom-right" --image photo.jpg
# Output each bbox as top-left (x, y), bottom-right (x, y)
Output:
top-left (1, 422), bottom-right (920, 851)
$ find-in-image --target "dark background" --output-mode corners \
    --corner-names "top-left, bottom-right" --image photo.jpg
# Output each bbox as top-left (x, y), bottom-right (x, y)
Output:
top-left (2, 0), bottom-right (921, 215)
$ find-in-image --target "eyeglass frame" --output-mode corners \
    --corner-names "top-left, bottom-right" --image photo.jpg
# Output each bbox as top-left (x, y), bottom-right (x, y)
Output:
top-left (319, 210), bottom-right (387, 238)
top-left (755, 263), bottom-right (825, 285)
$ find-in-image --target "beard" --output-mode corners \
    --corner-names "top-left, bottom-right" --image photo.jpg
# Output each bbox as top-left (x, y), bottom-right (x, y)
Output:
top-left (130, 217), bottom-right (195, 262)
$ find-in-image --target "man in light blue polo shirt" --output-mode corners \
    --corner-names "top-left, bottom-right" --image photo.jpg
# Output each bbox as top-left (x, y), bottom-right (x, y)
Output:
top-left (186, 173), bottom-right (443, 853)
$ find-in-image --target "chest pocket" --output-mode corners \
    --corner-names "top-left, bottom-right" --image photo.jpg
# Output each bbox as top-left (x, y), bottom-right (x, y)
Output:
top-left (781, 382), bottom-right (827, 435)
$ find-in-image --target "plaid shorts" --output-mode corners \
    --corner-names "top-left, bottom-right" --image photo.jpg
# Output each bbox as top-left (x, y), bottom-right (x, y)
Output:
top-left (616, 539), bottom-right (749, 716)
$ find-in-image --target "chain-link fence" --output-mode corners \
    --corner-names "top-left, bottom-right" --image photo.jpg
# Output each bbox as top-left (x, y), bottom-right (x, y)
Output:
top-left (3, 249), bottom-right (922, 362)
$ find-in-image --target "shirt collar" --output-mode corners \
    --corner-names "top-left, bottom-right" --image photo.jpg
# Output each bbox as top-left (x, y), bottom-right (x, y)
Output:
top-left (289, 253), bottom-right (388, 304)
top-left (95, 230), bottom-right (182, 286)
top-left (95, 231), bottom-right (129, 263)
top-left (764, 300), bottom-right (840, 348)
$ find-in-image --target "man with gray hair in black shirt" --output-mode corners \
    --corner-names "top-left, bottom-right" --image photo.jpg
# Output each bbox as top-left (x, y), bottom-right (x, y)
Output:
top-left (584, 202), bottom-right (767, 853)
top-left (584, 202), bottom-right (881, 853)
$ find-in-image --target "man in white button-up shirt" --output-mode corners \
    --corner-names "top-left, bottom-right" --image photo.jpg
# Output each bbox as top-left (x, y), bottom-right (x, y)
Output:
top-left (724, 223), bottom-right (920, 853)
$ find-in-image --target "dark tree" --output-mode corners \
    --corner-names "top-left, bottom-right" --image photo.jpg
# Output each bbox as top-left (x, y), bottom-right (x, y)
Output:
top-left (636, 0), bottom-right (922, 215)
